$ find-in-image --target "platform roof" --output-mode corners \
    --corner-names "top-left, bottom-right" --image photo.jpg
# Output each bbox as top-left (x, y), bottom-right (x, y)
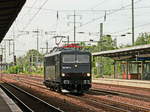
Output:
top-left (0, 0), bottom-right (26, 42)
top-left (92, 44), bottom-right (150, 60)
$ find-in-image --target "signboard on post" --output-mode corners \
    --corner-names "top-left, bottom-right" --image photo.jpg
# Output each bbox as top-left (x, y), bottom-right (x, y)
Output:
top-left (14, 55), bottom-right (16, 65)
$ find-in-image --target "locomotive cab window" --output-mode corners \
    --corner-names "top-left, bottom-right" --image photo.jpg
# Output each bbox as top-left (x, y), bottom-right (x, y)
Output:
top-left (62, 54), bottom-right (76, 63)
top-left (77, 54), bottom-right (89, 63)
top-left (62, 54), bottom-right (90, 63)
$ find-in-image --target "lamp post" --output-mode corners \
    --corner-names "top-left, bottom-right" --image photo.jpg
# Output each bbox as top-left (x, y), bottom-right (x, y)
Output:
top-left (131, 0), bottom-right (135, 46)
top-left (32, 29), bottom-right (40, 52)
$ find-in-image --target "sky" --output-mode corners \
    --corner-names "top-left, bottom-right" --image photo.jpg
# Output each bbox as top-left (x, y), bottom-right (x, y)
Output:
top-left (1, 0), bottom-right (150, 62)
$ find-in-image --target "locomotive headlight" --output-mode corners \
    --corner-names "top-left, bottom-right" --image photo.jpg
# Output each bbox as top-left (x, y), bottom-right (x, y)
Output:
top-left (61, 73), bottom-right (65, 77)
top-left (75, 64), bottom-right (78, 68)
top-left (87, 73), bottom-right (91, 77)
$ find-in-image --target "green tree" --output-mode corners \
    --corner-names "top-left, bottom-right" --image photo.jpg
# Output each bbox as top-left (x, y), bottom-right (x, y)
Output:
top-left (90, 35), bottom-right (117, 53)
top-left (15, 49), bottom-right (44, 75)
top-left (135, 33), bottom-right (150, 45)
top-left (99, 35), bottom-right (117, 51)
top-left (83, 35), bottom-right (117, 77)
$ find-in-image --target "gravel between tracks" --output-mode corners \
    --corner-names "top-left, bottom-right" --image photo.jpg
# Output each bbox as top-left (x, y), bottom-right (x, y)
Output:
top-left (1, 74), bottom-right (150, 112)
top-left (92, 83), bottom-right (150, 97)
top-left (2, 75), bottom-right (106, 112)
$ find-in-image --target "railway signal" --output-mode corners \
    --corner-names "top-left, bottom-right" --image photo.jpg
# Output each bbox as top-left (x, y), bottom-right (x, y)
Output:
top-left (14, 55), bottom-right (16, 65)
top-left (0, 55), bottom-right (2, 62)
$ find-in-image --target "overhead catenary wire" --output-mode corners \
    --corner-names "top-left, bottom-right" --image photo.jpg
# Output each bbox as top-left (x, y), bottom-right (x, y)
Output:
top-left (62, 6), bottom-right (130, 34)
top-left (20, 0), bottom-right (144, 39)
top-left (20, 0), bottom-right (144, 33)
top-left (85, 20), bottom-right (150, 41)
top-left (22, 5), bottom-right (150, 13)
top-left (22, 0), bottom-right (49, 31)
top-left (19, 0), bottom-right (124, 33)
top-left (16, 0), bottom-right (39, 29)
top-left (13, 0), bottom-right (147, 49)
top-left (20, 3), bottom-right (150, 32)
top-left (62, 0), bottom-right (143, 35)
top-left (24, 6), bottom-right (57, 12)
top-left (58, 0), bottom-right (144, 44)
top-left (81, 0), bottom-right (142, 26)
top-left (25, 0), bottom-right (39, 14)
top-left (89, 0), bottom-right (109, 10)
top-left (20, 0), bottom-right (39, 20)
top-left (108, 22), bottom-right (150, 35)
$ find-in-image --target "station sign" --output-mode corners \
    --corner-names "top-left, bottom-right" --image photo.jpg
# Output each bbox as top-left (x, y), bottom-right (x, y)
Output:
top-left (137, 57), bottom-right (150, 61)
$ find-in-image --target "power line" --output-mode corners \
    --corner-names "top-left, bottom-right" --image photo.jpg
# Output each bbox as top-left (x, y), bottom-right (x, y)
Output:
top-left (63, 7), bottom-right (128, 34)
top-left (17, 0), bottom-right (39, 29)
top-left (107, 22), bottom-right (150, 35)
top-left (25, 0), bottom-right (39, 14)
top-left (16, 0), bottom-right (144, 31)
top-left (24, 6), bottom-right (56, 12)
top-left (22, 0), bottom-right (49, 31)
top-left (19, 3), bottom-right (149, 31)
top-left (20, 0), bottom-right (39, 20)
top-left (17, 0), bottom-right (144, 42)
top-left (89, 0), bottom-right (108, 9)
top-left (80, 0), bottom-right (142, 27)
top-left (67, 10), bottom-right (82, 44)
top-left (14, 20), bottom-right (20, 34)
top-left (62, 0), bottom-right (143, 34)
top-left (22, 5), bottom-right (150, 13)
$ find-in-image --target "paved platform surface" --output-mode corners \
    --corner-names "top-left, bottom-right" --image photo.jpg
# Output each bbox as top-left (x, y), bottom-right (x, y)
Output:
top-left (93, 78), bottom-right (150, 89)
top-left (0, 94), bottom-right (12, 112)
top-left (0, 87), bottom-right (22, 112)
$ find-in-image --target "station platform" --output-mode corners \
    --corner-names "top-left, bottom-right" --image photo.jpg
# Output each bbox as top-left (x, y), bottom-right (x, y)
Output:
top-left (93, 78), bottom-right (150, 89)
top-left (0, 86), bottom-right (22, 112)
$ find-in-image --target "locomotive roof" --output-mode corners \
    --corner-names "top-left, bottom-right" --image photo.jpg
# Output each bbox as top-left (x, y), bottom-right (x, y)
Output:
top-left (44, 49), bottom-right (91, 57)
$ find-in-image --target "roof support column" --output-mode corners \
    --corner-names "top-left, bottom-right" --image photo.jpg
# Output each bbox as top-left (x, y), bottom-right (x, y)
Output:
top-left (114, 60), bottom-right (116, 79)
top-left (126, 61), bottom-right (129, 80)
top-left (141, 61), bottom-right (144, 80)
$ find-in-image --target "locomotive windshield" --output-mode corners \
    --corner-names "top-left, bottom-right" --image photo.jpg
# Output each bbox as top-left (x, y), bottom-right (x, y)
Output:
top-left (62, 54), bottom-right (90, 63)
top-left (62, 54), bottom-right (76, 63)
top-left (77, 54), bottom-right (89, 63)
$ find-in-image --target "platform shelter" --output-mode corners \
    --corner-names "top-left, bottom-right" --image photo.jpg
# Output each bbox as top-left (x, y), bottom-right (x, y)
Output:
top-left (0, 0), bottom-right (26, 42)
top-left (92, 44), bottom-right (150, 80)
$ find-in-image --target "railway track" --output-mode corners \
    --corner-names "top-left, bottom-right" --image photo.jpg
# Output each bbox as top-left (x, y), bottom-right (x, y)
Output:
top-left (0, 82), bottom-right (64, 112)
top-left (2, 74), bottom-right (150, 112)
top-left (85, 93), bottom-right (150, 112)
top-left (90, 89), bottom-right (150, 102)
top-left (67, 93), bottom-right (150, 112)
top-left (12, 75), bottom-right (150, 103)
top-left (67, 94), bottom-right (130, 112)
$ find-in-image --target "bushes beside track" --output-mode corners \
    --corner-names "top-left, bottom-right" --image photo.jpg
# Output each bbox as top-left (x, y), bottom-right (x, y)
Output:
top-left (3, 65), bottom-right (44, 75)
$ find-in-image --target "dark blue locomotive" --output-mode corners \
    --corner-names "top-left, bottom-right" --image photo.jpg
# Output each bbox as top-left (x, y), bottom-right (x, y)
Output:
top-left (44, 44), bottom-right (92, 93)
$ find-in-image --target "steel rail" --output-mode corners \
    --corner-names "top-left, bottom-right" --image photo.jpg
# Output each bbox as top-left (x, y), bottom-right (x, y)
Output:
top-left (66, 94), bottom-right (130, 112)
top-left (89, 89), bottom-right (150, 112)
top-left (2, 75), bottom-right (150, 112)
top-left (1, 82), bottom-right (64, 112)
top-left (91, 89), bottom-right (150, 102)
top-left (0, 83), bottom-right (33, 112)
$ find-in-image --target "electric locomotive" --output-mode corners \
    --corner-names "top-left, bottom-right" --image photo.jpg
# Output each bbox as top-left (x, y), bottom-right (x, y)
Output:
top-left (44, 44), bottom-right (92, 93)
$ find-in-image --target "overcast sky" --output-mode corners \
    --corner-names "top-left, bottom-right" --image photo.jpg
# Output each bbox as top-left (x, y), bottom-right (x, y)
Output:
top-left (2, 0), bottom-right (150, 61)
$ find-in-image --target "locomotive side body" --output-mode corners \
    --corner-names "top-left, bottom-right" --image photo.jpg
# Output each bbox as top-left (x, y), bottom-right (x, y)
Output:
top-left (44, 51), bottom-right (61, 90)
top-left (44, 50), bottom-right (92, 93)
